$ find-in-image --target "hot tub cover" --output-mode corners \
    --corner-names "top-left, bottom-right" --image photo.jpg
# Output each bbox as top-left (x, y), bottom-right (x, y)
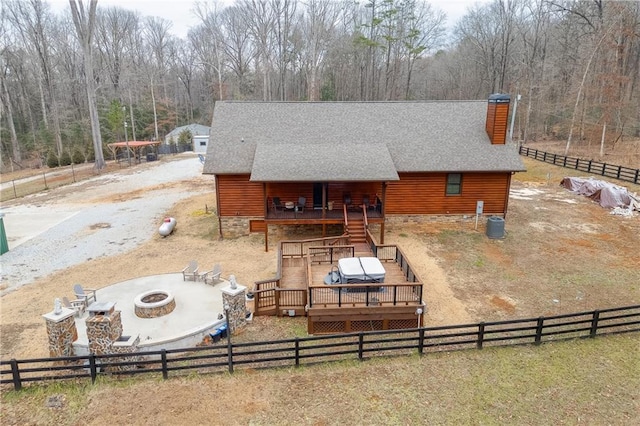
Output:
top-left (338, 257), bottom-right (386, 283)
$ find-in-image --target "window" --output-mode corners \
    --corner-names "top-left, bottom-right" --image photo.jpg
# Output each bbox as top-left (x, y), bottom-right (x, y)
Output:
top-left (446, 173), bottom-right (462, 195)
top-left (199, 141), bottom-right (206, 146)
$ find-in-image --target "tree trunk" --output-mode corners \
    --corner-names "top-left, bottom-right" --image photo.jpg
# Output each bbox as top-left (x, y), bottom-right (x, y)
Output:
top-left (69, 0), bottom-right (105, 170)
top-left (1, 73), bottom-right (22, 165)
top-left (151, 79), bottom-right (159, 142)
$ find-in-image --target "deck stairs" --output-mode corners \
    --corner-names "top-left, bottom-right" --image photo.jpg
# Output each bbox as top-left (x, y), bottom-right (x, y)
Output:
top-left (346, 217), bottom-right (366, 244)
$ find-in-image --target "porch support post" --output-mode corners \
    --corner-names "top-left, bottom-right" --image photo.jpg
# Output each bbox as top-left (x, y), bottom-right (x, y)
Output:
top-left (215, 176), bottom-right (223, 240)
top-left (380, 182), bottom-right (387, 244)
top-left (322, 183), bottom-right (327, 236)
top-left (264, 183), bottom-right (269, 252)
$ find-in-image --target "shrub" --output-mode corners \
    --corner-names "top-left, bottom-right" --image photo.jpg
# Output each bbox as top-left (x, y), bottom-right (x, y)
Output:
top-left (72, 149), bottom-right (85, 164)
top-left (59, 151), bottom-right (72, 166)
top-left (46, 152), bottom-right (59, 168)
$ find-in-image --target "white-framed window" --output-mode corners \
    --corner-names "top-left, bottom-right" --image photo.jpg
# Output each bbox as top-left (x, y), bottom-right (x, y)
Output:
top-left (446, 173), bottom-right (462, 195)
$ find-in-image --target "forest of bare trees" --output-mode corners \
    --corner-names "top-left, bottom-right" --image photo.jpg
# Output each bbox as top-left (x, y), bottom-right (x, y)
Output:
top-left (0, 0), bottom-right (638, 170)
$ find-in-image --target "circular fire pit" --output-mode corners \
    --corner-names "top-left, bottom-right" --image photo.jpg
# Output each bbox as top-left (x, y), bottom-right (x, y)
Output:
top-left (134, 290), bottom-right (175, 318)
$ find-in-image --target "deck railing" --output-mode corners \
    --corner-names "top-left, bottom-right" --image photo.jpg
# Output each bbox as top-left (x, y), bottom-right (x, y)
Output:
top-left (280, 235), bottom-right (350, 258)
top-left (254, 235), bottom-right (350, 315)
top-left (308, 283), bottom-right (422, 308)
top-left (255, 235), bottom-right (423, 316)
top-left (276, 289), bottom-right (307, 312)
top-left (307, 245), bottom-right (355, 264)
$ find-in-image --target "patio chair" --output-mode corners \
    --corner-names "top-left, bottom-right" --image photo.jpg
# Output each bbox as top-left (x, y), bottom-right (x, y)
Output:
top-left (343, 192), bottom-right (353, 210)
top-left (202, 263), bottom-right (222, 285)
top-left (62, 296), bottom-right (86, 317)
top-left (296, 196), bottom-right (306, 213)
top-left (182, 260), bottom-right (199, 281)
top-left (362, 195), bottom-right (371, 210)
top-left (272, 197), bottom-right (283, 213)
top-left (73, 284), bottom-right (97, 305)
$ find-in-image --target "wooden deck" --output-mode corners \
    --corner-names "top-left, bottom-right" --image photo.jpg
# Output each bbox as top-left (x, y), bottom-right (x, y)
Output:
top-left (279, 245), bottom-right (375, 291)
top-left (253, 236), bottom-right (426, 334)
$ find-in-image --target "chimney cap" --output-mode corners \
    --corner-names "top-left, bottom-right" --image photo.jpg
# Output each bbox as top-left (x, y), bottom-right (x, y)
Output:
top-left (488, 93), bottom-right (510, 102)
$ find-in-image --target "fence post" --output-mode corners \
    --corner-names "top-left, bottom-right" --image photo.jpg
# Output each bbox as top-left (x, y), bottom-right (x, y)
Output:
top-left (535, 317), bottom-right (544, 345)
top-left (12, 181), bottom-right (17, 199)
top-left (477, 323), bottom-right (485, 349)
top-left (587, 160), bottom-right (592, 173)
top-left (575, 159), bottom-right (579, 170)
top-left (563, 156), bottom-right (567, 167)
top-left (616, 166), bottom-right (621, 179)
top-left (227, 335), bottom-right (234, 373)
top-left (42, 172), bottom-right (48, 189)
top-left (418, 328), bottom-right (425, 356)
top-left (358, 333), bottom-right (364, 361)
top-left (553, 154), bottom-right (557, 164)
top-left (89, 354), bottom-right (97, 384)
top-left (590, 310), bottom-right (600, 338)
top-left (635, 169), bottom-right (639, 184)
top-left (601, 163), bottom-right (606, 176)
top-left (161, 349), bottom-right (168, 379)
top-left (10, 359), bottom-right (22, 391)
top-left (71, 163), bottom-right (76, 182)
top-left (294, 338), bottom-right (300, 367)
top-left (543, 152), bottom-right (547, 162)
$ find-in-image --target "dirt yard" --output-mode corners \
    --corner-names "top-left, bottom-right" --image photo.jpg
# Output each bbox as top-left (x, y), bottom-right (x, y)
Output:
top-left (1, 150), bottom-right (639, 425)
top-left (1, 152), bottom-right (638, 360)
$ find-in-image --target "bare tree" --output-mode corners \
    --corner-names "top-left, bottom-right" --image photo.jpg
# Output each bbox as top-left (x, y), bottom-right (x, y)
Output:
top-left (6, 0), bottom-right (64, 158)
top-left (69, 0), bottom-right (105, 169)
top-left (95, 6), bottom-right (139, 95)
top-left (299, 0), bottom-right (341, 101)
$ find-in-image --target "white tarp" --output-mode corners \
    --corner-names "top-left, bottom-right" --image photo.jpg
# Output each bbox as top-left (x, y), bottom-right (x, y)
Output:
top-left (560, 177), bottom-right (635, 209)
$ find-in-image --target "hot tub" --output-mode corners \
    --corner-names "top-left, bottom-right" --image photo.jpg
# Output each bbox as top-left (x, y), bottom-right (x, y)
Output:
top-left (337, 257), bottom-right (386, 283)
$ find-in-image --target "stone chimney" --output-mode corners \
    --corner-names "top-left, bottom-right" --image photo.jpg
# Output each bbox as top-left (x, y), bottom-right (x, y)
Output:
top-left (485, 94), bottom-right (510, 144)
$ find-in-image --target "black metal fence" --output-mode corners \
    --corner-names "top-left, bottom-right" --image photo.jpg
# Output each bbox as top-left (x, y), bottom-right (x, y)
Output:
top-left (2, 305), bottom-right (638, 391)
top-left (519, 146), bottom-right (640, 185)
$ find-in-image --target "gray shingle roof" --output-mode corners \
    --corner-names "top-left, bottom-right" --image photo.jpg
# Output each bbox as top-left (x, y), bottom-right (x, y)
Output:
top-left (203, 101), bottom-right (525, 179)
top-left (251, 143), bottom-right (399, 182)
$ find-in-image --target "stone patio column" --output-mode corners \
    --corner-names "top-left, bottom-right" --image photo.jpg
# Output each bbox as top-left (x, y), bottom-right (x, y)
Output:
top-left (85, 303), bottom-right (122, 355)
top-left (221, 275), bottom-right (247, 334)
top-left (42, 303), bottom-right (78, 358)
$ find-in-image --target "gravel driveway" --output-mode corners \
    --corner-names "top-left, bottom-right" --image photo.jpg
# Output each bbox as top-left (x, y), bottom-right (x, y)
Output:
top-left (0, 155), bottom-right (207, 295)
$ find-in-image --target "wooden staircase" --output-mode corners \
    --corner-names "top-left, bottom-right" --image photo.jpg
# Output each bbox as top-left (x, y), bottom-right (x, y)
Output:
top-left (347, 217), bottom-right (366, 244)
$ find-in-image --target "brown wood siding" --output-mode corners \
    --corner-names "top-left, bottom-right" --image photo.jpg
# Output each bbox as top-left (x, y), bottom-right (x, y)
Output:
top-left (217, 174), bottom-right (264, 217)
top-left (490, 103), bottom-right (509, 144)
top-left (386, 173), bottom-right (510, 214)
top-left (249, 220), bottom-right (266, 232)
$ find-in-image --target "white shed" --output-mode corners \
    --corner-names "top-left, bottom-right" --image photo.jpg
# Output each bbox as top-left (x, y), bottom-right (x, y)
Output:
top-left (165, 124), bottom-right (211, 153)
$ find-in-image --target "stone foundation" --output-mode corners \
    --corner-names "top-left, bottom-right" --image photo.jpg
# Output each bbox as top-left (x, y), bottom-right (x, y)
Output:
top-left (43, 309), bottom-right (78, 358)
top-left (384, 214), bottom-right (501, 232)
top-left (220, 217), bottom-right (255, 238)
